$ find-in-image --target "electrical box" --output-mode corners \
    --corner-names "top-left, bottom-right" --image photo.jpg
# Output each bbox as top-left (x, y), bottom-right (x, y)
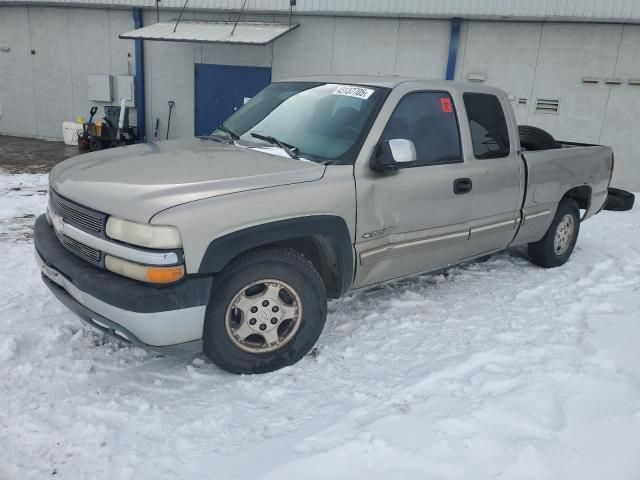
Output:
top-left (117, 75), bottom-right (135, 103)
top-left (88, 74), bottom-right (113, 102)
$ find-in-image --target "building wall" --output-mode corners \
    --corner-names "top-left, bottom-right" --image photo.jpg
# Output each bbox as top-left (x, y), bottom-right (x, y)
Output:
top-left (140, 11), bottom-right (451, 141)
top-left (456, 21), bottom-right (640, 189)
top-left (0, 5), bottom-right (638, 189)
top-left (0, 6), bottom-right (135, 139)
top-left (0, 7), bottom-right (37, 137)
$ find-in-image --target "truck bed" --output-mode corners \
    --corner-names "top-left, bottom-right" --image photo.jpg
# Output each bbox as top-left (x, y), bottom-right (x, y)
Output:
top-left (513, 143), bottom-right (613, 245)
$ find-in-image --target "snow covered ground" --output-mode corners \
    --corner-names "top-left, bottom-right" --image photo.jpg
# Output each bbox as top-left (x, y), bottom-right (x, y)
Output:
top-left (1, 172), bottom-right (639, 480)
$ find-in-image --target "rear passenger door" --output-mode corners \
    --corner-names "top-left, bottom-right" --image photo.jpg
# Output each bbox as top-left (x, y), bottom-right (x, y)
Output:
top-left (353, 90), bottom-right (474, 288)
top-left (460, 92), bottom-right (523, 260)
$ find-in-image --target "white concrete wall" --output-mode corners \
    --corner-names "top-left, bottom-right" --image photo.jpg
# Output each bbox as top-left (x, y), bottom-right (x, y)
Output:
top-left (599, 25), bottom-right (640, 192)
top-left (457, 21), bottom-right (543, 125)
top-left (457, 21), bottom-right (640, 190)
top-left (0, 7), bottom-right (37, 137)
top-left (0, 6), bottom-right (135, 139)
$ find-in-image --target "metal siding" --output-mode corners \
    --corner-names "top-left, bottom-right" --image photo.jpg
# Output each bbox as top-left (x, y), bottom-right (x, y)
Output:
top-left (3, 4), bottom-right (640, 189)
top-left (0, 6), bottom-right (38, 137)
top-left (4, 0), bottom-right (640, 22)
top-left (330, 17), bottom-right (398, 75)
top-left (598, 24), bottom-right (640, 191)
top-left (29, 7), bottom-right (75, 138)
top-left (394, 18), bottom-right (449, 78)
top-left (271, 15), bottom-right (334, 80)
top-left (527, 23), bottom-right (623, 141)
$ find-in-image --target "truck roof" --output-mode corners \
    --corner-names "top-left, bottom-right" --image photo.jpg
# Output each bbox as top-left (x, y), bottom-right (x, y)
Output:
top-left (278, 74), bottom-right (503, 94)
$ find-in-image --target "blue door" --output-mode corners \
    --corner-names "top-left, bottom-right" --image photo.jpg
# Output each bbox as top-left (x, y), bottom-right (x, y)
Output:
top-left (194, 64), bottom-right (272, 136)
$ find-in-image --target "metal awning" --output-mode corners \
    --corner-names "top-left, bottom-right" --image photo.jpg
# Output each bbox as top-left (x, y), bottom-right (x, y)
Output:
top-left (119, 21), bottom-right (298, 45)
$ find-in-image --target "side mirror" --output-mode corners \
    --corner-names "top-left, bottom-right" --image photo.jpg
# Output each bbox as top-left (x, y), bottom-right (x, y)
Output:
top-left (370, 139), bottom-right (417, 172)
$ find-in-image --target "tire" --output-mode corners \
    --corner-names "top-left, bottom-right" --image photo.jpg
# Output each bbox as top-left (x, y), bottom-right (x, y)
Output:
top-left (604, 187), bottom-right (635, 212)
top-left (518, 125), bottom-right (560, 151)
top-left (528, 199), bottom-right (580, 268)
top-left (202, 247), bottom-right (327, 374)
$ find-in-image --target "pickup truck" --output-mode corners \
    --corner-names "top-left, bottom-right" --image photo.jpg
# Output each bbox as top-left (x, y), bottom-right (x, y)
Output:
top-left (34, 76), bottom-right (614, 374)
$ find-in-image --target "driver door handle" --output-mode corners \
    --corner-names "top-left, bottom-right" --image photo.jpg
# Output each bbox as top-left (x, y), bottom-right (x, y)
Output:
top-left (454, 178), bottom-right (472, 195)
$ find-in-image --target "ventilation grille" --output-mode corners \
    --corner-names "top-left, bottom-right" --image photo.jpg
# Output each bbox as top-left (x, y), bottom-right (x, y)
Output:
top-left (535, 98), bottom-right (560, 114)
top-left (50, 190), bottom-right (105, 235)
top-left (60, 235), bottom-right (102, 265)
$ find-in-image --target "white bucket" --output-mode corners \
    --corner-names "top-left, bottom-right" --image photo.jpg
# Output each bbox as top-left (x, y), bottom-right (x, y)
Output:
top-left (62, 121), bottom-right (83, 146)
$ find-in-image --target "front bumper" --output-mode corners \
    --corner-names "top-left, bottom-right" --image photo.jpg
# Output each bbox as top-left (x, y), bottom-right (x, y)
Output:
top-left (34, 214), bottom-right (212, 352)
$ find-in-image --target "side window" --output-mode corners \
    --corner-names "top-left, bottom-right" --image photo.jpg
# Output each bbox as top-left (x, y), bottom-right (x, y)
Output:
top-left (380, 92), bottom-right (462, 166)
top-left (463, 93), bottom-right (511, 159)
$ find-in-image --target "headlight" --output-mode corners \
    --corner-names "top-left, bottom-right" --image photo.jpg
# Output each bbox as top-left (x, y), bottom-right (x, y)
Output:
top-left (105, 256), bottom-right (184, 284)
top-left (106, 217), bottom-right (182, 249)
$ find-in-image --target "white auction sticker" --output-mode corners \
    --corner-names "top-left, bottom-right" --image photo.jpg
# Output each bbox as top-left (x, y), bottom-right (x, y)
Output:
top-left (332, 85), bottom-right (375, 99)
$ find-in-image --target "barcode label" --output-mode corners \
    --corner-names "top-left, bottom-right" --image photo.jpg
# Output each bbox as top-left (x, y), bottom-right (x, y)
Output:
top-left (332, 85), bottom-right (375, 99)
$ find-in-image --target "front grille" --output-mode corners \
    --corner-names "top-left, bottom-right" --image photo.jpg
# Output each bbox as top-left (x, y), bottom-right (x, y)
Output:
top-left (50, 190), bottom-right (106, 235)
top-left (60, 234), bottom-right (102, 264)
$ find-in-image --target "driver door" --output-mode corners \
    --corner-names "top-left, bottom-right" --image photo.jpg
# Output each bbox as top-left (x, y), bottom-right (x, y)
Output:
top-left (352, 90), bottom-right (475, 289)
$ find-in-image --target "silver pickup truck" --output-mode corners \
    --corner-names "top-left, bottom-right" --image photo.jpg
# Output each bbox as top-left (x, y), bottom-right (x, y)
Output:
top-left (34, 76), bottom-right (614, 374)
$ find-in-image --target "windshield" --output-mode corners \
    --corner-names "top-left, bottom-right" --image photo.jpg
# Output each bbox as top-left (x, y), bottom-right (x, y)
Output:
top-left (213, 82), bottom-right (388, 163)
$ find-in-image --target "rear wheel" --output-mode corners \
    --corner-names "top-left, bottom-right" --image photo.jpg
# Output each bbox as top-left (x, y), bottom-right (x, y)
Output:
top-left (203, 248), bottom-right (327, 374)
top-left (528, 199), bottom-right (580, 268)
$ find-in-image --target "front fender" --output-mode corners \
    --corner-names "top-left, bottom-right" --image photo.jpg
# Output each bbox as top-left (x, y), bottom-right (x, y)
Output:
top-left (149, 166), bottom-right (358, 291)
top-left (198, 215), bottom-right (354, 296)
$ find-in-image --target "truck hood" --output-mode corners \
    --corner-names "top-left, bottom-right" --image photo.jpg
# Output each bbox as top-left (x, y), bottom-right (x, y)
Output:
top-left (50, 138), bottom-right (326, 222)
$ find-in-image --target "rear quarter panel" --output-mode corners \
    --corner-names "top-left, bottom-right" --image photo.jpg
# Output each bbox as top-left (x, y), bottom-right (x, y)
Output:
top-left (512, 145), bottom-right (613, 245)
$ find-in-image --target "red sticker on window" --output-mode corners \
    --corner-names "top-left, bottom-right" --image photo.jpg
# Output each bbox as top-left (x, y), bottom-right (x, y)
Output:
top-left (440, 97), bottom-right (453, 113)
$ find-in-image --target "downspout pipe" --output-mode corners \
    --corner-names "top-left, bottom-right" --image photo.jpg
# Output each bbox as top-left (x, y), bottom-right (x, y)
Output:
top-left (132, 8), bottom-right (146, 142)
top-left (445, 17), bottom-right (462, 81)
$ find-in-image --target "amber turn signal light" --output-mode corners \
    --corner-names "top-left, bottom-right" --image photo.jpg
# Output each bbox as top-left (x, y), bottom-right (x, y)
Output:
top-left (146, 265), bottom-right (185, 284)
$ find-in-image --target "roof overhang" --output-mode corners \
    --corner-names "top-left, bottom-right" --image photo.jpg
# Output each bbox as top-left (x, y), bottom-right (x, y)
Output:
top-left (119, 20), bottom-right (298, 45)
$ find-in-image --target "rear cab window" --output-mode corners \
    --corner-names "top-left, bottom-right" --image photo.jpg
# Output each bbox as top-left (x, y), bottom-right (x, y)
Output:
top-left (380, 91), bottom-right (462, 167)
top-left (463, 93), bottom-right (511, 159)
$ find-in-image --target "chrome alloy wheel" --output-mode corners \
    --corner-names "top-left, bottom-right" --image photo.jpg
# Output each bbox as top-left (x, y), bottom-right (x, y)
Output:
top-left (553, 214), bottom-right (575, 256)
top-left (225, 279), bottom-right (303, 353)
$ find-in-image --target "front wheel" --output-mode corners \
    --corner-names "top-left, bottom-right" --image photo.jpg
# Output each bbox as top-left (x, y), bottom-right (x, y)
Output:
top-left (528, 199), bottom-right (580, 268)
top-left (203, 248), bottom-right (327, 374)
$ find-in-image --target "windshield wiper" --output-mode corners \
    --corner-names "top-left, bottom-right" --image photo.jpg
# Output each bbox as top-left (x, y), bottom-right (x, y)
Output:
top-left (250, 133), bottom-right (299, 160)
top-left (197, 134), bottom-right (226, 143)
top-left (218, 123), bottom-right (240, 142)
top-left (198, 124), bottom-right (239, 144)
